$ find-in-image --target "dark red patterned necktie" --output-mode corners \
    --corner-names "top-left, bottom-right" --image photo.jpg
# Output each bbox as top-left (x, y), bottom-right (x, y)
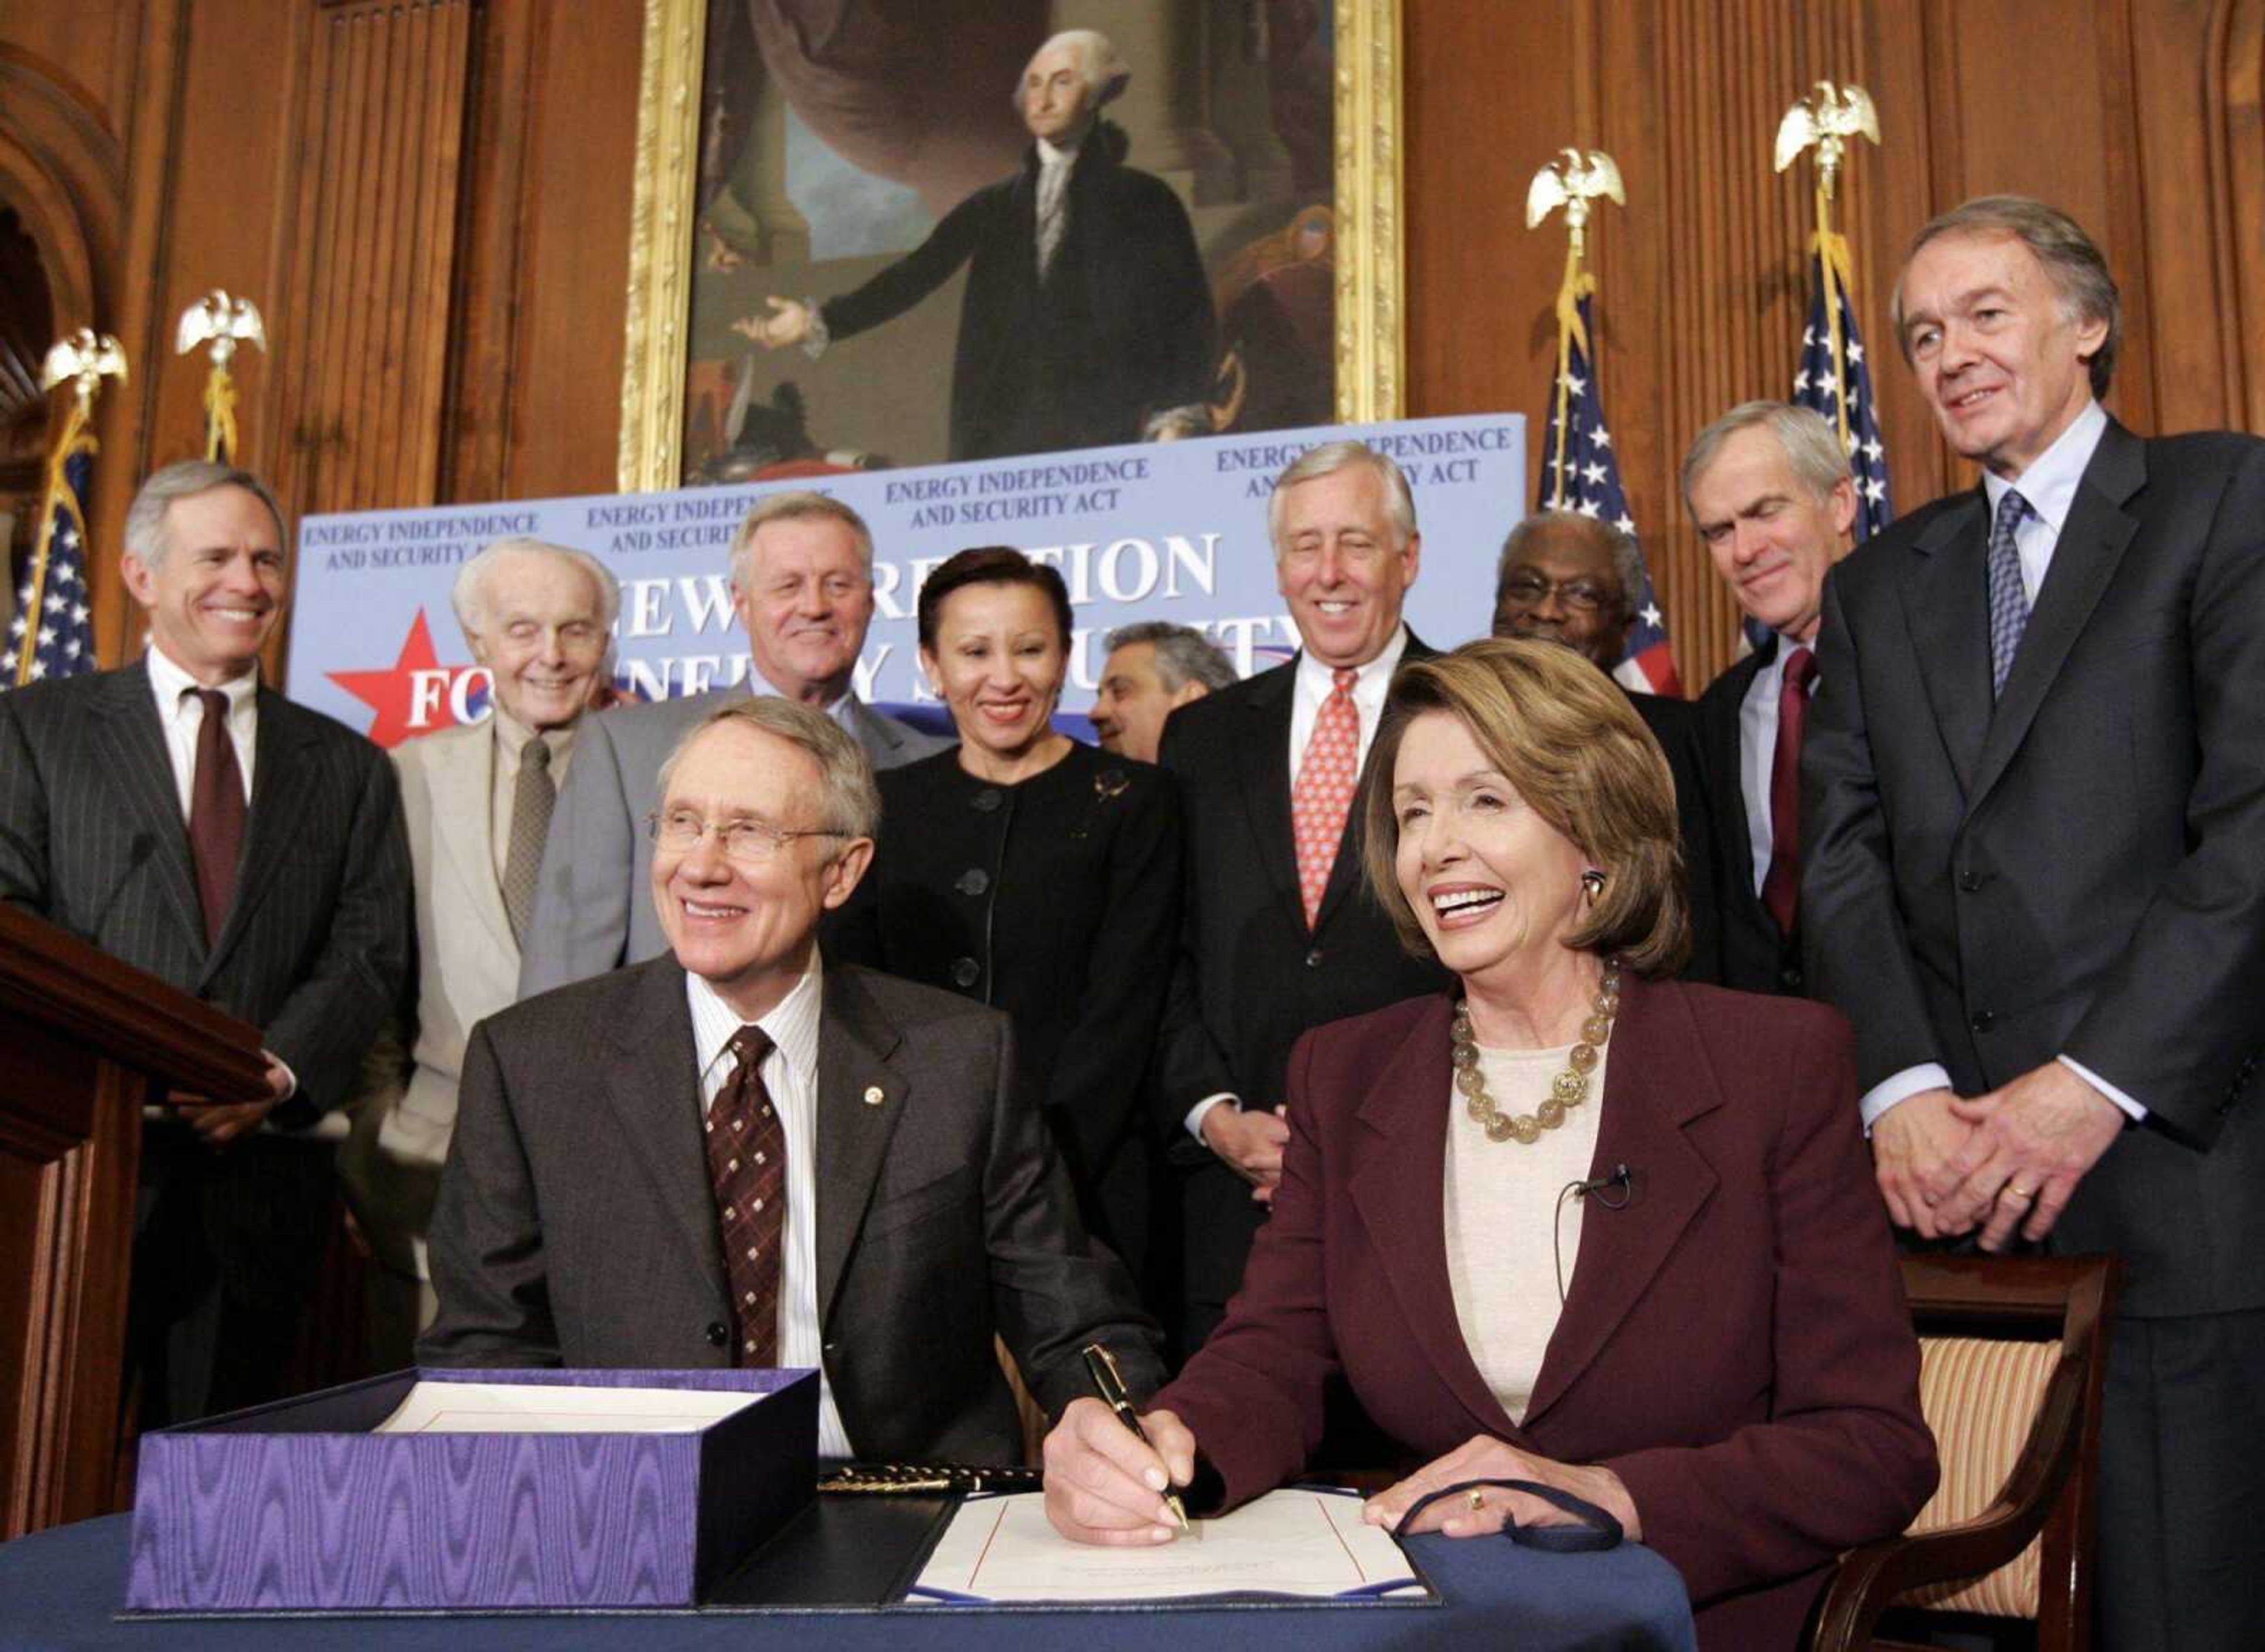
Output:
top-left (705, 1025), bottom-right (786, 1367)
top-left (1760, 646), bottom-right (1818, 937)
top-left (189, 688), bottom-right (246, 949)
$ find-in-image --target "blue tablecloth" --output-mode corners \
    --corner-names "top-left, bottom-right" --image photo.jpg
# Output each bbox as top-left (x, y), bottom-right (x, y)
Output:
top-left (0, 1510), bottom-right (1696, 1651)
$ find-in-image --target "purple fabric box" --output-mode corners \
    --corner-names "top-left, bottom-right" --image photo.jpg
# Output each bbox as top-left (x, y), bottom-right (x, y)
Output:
top-left (123, 1367), bottom-right (818, 1613)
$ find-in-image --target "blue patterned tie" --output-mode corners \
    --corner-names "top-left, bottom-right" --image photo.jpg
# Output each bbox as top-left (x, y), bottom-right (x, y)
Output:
top-left (1987, 488), bottom-right (2034, 698)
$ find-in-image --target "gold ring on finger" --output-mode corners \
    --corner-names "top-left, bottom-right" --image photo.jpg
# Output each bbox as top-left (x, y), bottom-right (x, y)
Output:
top-left (2000, 1183), bottom-right (2035, 1203)
top-left (1465, 1489), bottom-right (1486, 1512)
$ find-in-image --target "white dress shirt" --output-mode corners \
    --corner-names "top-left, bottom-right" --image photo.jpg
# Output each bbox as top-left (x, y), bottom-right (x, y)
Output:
top-left (1861, 399), bottom-right (2144, 1128)
top-left (1186, 627), bottom-right (1412, 1139)
top-left (687, 955), bottom-right (854, 1458)
top-left (146, 642), bottom-right (257, 816)
top-left (1033, 134), bottom-right (1079, 274)
top-left (1738, 633), bottom-right (1820, 898)
top-left (486, 710), bottom-right (577, 886)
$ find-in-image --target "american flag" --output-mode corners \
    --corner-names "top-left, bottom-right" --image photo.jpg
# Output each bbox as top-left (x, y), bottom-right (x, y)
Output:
top-left (5, 444), bottom-right (97, 689)
top-left (1538, 292), bottom-right (1682, 697)
top-left (1793, 247), bottom-right (1892, 536)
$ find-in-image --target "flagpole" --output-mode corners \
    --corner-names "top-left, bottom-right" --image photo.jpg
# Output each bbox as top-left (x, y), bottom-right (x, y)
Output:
top-left (1527, 149), bottom-right (1624, 512)
top-left (1776, 84), bottom-right (1880, 455)
top-left (175, 291), bottom-right (266, 466)
top-left (18, 332), bottom-right (124, 688)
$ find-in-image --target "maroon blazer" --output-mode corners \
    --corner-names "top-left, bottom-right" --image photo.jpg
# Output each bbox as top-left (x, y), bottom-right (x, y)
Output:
top-left (1156, 974), bottom-right (1936, 1649)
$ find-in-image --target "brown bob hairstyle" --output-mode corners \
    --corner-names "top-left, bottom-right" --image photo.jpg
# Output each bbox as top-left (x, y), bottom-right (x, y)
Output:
top-left (915, 546), bottom-right (1075, 652)
top-left (1361, 636), bottom-right (1690, 976)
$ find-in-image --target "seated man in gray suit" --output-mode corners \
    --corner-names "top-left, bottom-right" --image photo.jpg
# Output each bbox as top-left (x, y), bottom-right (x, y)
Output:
top-left (343, 536), bottom-right (620, 1368)
top-left (517, 491), bottom-right (945, 995)
top-left (424, 698), bottom-right (1161, 1462)
top-left (0, 460), bottom-right (409, 1426)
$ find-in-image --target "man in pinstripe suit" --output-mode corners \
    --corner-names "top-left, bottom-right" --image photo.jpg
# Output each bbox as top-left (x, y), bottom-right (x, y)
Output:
top-left (0, 461), bottom-right (410, 1426)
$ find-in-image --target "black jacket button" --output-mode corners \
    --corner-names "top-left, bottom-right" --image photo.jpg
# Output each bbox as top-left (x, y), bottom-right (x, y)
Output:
top-left (1971, 1009), bottom-right (1997, 1033)
top-left (704, 1321), bottom-right (729, 1348)
top-left (951, 957), bottom-right (981, 987)
top-left (1305, 947), bottom-right (1323, 967)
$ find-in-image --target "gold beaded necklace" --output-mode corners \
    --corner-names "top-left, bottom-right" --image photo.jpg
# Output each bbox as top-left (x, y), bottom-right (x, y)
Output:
top-left (1449, 958), bottom-right (1623, 1145)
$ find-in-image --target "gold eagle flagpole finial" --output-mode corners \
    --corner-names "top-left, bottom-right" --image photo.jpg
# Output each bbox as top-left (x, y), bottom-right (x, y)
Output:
top-left (1775, 83), bottom-right (1880, 447)
top-left (18, 331), bottom-right (127, 685)
top-left (175, 290), bottom-right (267, 463)
top-left (1527, 148), bottom-right (1625, 510)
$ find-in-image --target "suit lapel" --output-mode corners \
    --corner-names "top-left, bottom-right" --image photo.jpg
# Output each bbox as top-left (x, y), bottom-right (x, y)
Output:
top-left (598, 958), bottom-right (722, 1280)
top-left (1969, 423), bottom-right (2145, 810)
top-left (1345, 997), bottom-right (1520, 1437)
top-left (812, 966), bottom-right (911, 1326)
top-left (1704, 647), bottom-right (1768, 937)
top-left (1235, 663), bottom-right (1307, 932)
top-left (1522, 974), bottom-right (1722, 1428)
top-left (1897, 491), bottom-right (1995, 799)
top-left (427, 725), bottom-right (515, 960)
top-left (203, 687), bottom-right (315, 984)
top-left (88, 661), bottom-right (206, 953)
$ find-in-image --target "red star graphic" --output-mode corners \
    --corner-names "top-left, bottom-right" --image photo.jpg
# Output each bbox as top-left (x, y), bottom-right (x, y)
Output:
top-left (327, 609), bottom-right (487, 747)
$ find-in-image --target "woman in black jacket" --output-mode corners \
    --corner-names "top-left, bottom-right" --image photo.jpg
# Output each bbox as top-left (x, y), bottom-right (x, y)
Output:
top-left (827, 547), bottom-right (1181, 1279)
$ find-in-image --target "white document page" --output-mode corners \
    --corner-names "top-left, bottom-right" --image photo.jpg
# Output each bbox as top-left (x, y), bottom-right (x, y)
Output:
top-left (373, 1381), bottom-right (759, 1435)
top-left (911, 1488), bottom-right (1423, 1602)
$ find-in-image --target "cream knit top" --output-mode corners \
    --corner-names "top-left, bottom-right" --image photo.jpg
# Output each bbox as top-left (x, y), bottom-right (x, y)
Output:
top-left (1441, 1041), bottom-right (1609, 1426)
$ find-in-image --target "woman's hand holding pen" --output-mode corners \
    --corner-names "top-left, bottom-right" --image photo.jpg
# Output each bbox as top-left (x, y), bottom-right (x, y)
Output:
top-left (1043, 1398), bottom-right (1199, 1545)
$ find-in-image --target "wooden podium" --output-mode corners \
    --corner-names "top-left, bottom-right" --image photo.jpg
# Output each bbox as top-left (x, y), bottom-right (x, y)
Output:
top-left (0, 902), bottom-right (265, 1539)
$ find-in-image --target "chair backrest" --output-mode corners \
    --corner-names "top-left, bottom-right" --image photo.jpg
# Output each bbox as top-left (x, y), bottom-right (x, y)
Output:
top-left (1895, 1255), bottom-right (2118, 1639)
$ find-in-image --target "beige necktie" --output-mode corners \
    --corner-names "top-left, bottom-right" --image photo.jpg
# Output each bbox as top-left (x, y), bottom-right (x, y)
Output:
top-left (501, 738), bottom-right (553, 944)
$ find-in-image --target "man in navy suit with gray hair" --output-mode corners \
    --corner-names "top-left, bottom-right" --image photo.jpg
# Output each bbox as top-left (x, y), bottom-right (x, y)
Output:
top-left (0, 459), bottom-right (409, 1425)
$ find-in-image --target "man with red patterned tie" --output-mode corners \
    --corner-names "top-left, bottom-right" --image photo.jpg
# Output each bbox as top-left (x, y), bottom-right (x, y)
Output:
top-left (1153, 441), bottom-right (1450, 1356)
top-left (0, 461), bottom-right (409, 1427)
top-left (422, 698), bottom-right (1158, 1463)
top-left (1680, 403), bottom-right (1857, 997)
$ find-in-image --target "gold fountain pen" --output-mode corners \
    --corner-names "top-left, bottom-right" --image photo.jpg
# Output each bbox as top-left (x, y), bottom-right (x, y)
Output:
top-left (1081, 1342), bottom-right (1191, 1534)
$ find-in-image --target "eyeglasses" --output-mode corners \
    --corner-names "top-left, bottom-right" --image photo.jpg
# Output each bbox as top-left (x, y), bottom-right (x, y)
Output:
top-left (1496, 573), bottom-right (1618, 615)
top-left (645, 809), bottom-right (847, 863)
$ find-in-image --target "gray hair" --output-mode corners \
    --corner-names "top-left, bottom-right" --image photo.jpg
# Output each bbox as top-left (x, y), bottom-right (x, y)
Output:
top-left (657, 695), bottom-right (881, 843)
top-left (1104, 620), bottom-right (1237, 693)
top-left (730, 491), bottom-right (875, 589)
top-left (123, 461), bottom-right (287, 570)
top-left (1680, 402), bottom-right (1852, 514)
top-left (1266, 440), bottom-right (1419, 554)
top-left (1496, 511), bottom-right (1644, 608)
top-left (450, 537), bottom-right (621, 640)
top-left (1890, 195), bottom-right (2121, 398)
top-left (1013, 29), bottom-right (1129, 114)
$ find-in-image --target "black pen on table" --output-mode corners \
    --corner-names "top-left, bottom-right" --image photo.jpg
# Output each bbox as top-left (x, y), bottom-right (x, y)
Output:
top-left (1080, 1342), bottom-right (1190, 1533)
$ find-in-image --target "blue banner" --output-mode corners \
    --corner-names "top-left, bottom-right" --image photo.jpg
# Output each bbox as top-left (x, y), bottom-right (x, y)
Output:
top-left (287, 415), bottom-right (1525, 746)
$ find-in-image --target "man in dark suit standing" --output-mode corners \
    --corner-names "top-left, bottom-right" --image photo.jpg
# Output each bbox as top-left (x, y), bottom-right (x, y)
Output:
top-left (1491, 509), bottom-right (1718, 981)
top-left (426, 698), bottom-right (1159, 1462)
top-left (0, 460), bottom-right (410, 1426)
top-left (1803, 196), bottom-right (2265, 1650)
top-left (1155, 441), bottom-right (1449, 1352)
top-left (518, 491), bottom-right (944, 995)
top-left (1679, 402), bottom-right (1857, 995)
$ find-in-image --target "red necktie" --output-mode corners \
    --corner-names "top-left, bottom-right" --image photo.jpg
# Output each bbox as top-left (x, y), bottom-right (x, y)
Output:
top-left (706, 1026), bottom-right (787, 1367)
top-left (1291, 668), bottom-right (1360, 929)
top-left (189, 688), bottom-right (247, 950)
top-left (1760, 646), bottom-right (1818, 937)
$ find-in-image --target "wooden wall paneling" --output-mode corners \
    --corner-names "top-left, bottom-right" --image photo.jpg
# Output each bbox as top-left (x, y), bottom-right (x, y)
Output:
top-left (2215, 0), bottom-right (2265, 432)
top-left (436, 0), bottom-right (535, 502)
top-left (495, 0), bottom-right (641, 501)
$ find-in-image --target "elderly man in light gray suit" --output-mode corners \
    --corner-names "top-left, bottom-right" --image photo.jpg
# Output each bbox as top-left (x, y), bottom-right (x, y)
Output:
top-left (427, 698), bottom-right (1160, 1463)
top-left (342, 537), bottom-right (620, 1367)
top-left (518, 491), bottom-right (943, 996)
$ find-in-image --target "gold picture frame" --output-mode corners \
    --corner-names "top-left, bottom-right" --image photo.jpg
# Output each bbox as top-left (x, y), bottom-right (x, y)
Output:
top-left (615, 0), bottom-right (1404, 492)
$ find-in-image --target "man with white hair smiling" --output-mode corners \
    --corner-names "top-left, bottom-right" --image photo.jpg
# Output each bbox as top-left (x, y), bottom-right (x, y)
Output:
top-left (343, 536), bottom-right (619, 1366)
top-left (741, 28), bottom-right (1216, 461)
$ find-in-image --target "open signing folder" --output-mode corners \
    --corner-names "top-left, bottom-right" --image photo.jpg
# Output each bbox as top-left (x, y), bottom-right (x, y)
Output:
top-left (908, 1487), bottom-right (1432, 1605)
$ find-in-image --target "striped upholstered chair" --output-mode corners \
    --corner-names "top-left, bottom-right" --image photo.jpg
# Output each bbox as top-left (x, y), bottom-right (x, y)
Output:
top-left (1809, 1254), bottom-right (2119, 1652)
